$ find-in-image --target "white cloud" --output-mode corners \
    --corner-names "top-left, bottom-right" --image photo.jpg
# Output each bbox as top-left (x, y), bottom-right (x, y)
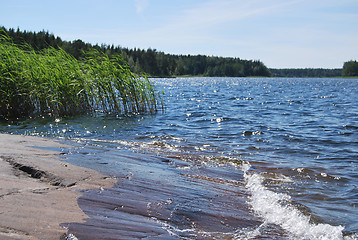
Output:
top-left (166, 0), bottom-right (302, 31)
top-left (184, 0), bottom-right (299, 24)
top-left (134, 0), bottom-right (149, 14)
top-left (126, 0), bottom-right (303, 52)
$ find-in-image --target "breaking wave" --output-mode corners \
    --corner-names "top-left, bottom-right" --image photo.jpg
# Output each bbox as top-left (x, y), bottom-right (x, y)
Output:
top-left (241, 162), bottom-right (356, 240)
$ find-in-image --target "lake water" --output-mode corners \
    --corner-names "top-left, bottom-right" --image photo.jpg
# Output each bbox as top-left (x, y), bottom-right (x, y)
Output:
top-left (1, 77), bottom-right (357, 239)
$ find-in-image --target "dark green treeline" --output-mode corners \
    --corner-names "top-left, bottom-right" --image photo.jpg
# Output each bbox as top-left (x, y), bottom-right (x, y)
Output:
top-left (1, 27), bottom-right (271, 77)
top-left (342, 60), bottom-right (358, 77)
top-left (270, 68), bottom-right (342, 78)
top-left (2, 27), bottom-right (351, 78)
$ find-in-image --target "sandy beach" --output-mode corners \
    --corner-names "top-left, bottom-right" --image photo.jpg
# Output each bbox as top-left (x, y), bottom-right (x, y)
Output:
top-left (0, 134), bottom-right (115, 240)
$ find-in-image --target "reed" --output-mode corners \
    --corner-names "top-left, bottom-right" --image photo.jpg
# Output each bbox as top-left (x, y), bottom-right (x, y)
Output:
top-left (0, 34), bottom-right (162, 119)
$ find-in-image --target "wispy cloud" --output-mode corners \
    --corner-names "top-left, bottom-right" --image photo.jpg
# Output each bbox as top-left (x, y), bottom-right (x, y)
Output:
top-left (181, 0), bottom-right (300, 25)
top-left (128, 0), bottom-right (303, 53)
top-left (134, 0), bottom-right (150, 14)
top-left (163, 0), bottom-right (302, 31)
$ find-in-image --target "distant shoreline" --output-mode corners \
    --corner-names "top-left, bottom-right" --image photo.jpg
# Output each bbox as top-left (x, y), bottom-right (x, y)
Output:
top-left (149, 75), bottom-right (356, 79)
top-left (2, 26), bottom-right (352, 78)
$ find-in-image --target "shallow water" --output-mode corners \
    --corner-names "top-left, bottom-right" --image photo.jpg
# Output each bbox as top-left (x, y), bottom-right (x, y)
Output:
top-left (1, 77), bottom-right (358, 239)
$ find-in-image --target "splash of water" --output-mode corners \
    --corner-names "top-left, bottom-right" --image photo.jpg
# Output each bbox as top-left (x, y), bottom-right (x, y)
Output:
top-left (241, 162), bottom-right (349, 240)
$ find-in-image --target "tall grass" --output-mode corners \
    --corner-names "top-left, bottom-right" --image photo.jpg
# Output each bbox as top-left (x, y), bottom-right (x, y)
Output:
top-left (0, 34), bottom-right (162, 119)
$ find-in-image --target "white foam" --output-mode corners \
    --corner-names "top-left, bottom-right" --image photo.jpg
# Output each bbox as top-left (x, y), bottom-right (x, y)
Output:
top-left (65, 233), bottom-right (79, 240)
top-left (241, 162), bottom-right (348, 240)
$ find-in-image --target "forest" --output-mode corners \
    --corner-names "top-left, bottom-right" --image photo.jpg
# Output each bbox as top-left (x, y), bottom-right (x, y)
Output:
top-left (0, 27), bottom-right (270, 77)
top-left (2, 27), bottom-right (355, 78)
top-left (342, 60), bottom-right (358, 77)
top-left (270, 68), bottom-right (342, 78)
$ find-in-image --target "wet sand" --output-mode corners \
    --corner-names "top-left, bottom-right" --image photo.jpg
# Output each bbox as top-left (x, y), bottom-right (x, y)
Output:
top-left (0, 134), bottom-right (115, 240)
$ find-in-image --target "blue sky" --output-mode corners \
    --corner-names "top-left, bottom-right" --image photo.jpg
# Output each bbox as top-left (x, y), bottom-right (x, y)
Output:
top-left (1, 0), bottom-right (357, 68)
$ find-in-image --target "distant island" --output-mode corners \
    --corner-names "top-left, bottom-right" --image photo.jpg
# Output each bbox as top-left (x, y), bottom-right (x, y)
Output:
top-left (1, 26), bottom-right (357, 78)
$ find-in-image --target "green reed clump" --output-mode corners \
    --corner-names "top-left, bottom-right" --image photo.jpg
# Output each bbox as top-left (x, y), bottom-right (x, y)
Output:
top-left (0, 35), bottom-right (162, 119)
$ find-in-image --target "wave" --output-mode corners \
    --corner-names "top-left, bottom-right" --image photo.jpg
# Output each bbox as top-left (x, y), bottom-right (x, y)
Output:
top-left (241, 162), bottom-right (356, 240)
